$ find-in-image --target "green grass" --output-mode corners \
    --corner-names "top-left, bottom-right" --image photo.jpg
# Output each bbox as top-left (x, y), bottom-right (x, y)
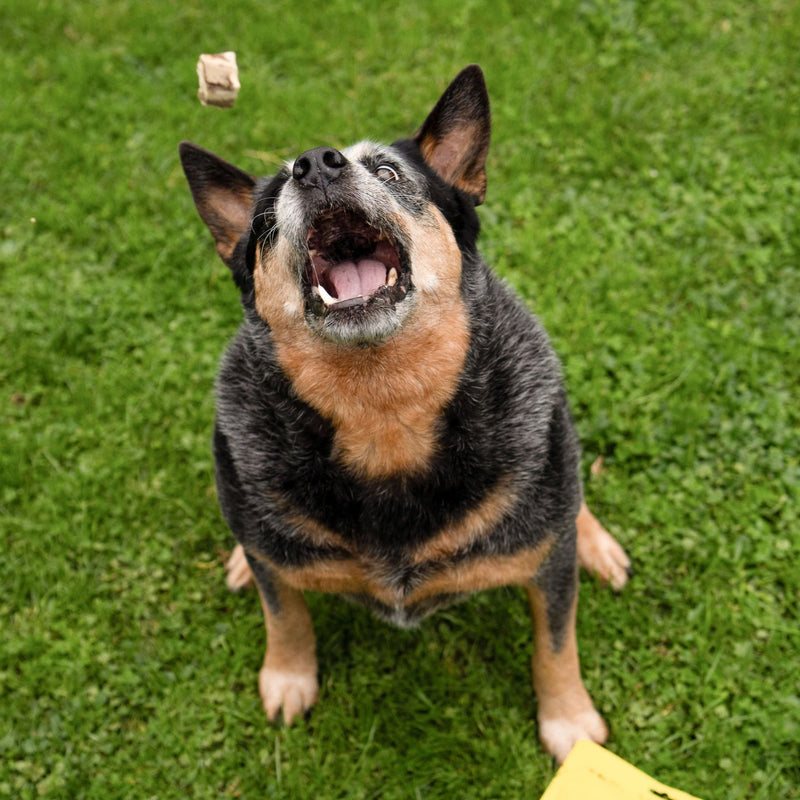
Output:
top-left (2, 0), bottom-right (798, 797)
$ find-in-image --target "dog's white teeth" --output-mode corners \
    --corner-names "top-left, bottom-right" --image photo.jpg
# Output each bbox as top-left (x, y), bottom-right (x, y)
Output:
top-left (387, 267), bottom-right (398, 287)
top-left (313, 283), bottom-right (337, 306)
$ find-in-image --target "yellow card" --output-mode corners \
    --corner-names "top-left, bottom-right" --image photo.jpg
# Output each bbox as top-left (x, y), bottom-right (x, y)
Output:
top-left (541, 741), bottom-right (703, 800)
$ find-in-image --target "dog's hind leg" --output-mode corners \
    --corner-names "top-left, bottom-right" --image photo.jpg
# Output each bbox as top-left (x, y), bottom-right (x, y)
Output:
top-left (245, 552), bottom-right (319, 725)
top-left (226, 543), bottom-right (255, 591)
top-left (526, 531), bottom-right (608, 764)
top-left (576, 502), bottom-right (631, 591)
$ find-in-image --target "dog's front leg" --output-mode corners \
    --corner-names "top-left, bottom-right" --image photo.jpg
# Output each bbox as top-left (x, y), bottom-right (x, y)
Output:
top-left (244, 552), bottom-right (319, 725)
top-left (525, 532), bottom-right (608, 764)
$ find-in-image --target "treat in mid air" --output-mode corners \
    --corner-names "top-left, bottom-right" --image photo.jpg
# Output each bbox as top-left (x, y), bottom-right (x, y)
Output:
top-left (196, 52), bottom-right (240, 108)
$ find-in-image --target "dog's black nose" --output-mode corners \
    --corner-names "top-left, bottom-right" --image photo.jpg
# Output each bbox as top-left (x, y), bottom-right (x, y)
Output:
top-left (292, 147), bottom-right (347, 188)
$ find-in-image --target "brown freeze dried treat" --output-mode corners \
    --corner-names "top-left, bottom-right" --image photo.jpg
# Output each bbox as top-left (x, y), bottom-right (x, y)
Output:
top-left (197, 52), bottom-right (240, 108)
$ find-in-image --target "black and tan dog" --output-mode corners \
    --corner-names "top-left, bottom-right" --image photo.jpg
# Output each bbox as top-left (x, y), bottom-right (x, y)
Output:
top-left (179, 65), bottom-right (630, 763)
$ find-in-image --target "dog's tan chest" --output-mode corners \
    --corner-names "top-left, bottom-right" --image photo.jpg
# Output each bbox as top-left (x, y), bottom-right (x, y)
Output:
top-left (269, 297), bottom-right (469, 479)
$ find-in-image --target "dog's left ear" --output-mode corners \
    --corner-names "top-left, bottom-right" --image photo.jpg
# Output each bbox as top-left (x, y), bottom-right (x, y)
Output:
top-left (414, 64), bottom-right (491, 205)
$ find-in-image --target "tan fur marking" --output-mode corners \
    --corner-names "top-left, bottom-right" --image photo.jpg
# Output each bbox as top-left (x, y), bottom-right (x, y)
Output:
top-left (401, 204), bottom-right (463, 293)
top-left (409, 539), bottom-right (555, 602)
top-left (256, 570), bottom-right (316, 676)
top-left (418, 124), bottom-right (487, 201)
top-left (410, 477), bottom-right (518, 564)
top-left (275, 557), bottom-right (380, 598)
top-left (526, 583), bottom-right (585, 709)
top-left (272, 494), bottom-right (354, 554)
top-left (199, 187), bottom-right (254, 263)
top-left (274, 475), bottom-right (516, 565)
top-left (252, 568), bottom-right (319, 724)
top-left (254, 237), bottom-right (305, 323)
top-left (226, 543), bottom-right (255, 591)
top-left (255, 537), bottom-right (554, 609)
top-left (253, 478), bottom-right (536, 606)
top-left (576, 501), bottom-right (631, 590)
top-left (525, 582), bottom-right (608, 761)
top-left (254, 205), bottom-right (469, 479)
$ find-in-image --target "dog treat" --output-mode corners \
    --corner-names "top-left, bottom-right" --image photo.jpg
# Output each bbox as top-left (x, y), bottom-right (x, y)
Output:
top-left (196, 52), bottom-right (240, 108)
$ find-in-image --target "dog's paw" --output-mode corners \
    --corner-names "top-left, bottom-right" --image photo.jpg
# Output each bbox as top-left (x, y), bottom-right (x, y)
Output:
top-left (538, 707), bottom-right (609, 765)
top-left (225, 543), bottom-right (255, 592)
top-left (259, 666), bottom-right (319, 725)
top-left (576, 507), bottom-right (631, 591)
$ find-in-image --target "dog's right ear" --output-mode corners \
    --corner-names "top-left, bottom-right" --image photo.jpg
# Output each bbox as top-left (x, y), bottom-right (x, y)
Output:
top-left (178, 141), bottom-right (256, 265)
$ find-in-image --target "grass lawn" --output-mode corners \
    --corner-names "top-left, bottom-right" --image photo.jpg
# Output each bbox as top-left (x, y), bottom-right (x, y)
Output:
top-left (2, 0), bottom-right (798, 797)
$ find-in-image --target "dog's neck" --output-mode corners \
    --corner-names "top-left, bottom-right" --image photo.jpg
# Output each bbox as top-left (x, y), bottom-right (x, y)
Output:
top-left (268, 298), bottom-right (469, 480)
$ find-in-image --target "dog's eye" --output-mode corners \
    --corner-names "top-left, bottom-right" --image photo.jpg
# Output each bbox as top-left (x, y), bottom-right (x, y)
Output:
top-left (374, 164), bottom-right (399, 182)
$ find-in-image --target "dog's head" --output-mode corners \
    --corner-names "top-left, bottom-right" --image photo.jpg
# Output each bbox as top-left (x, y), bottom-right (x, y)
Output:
top-left (180, 65), bottom-right (490, 346)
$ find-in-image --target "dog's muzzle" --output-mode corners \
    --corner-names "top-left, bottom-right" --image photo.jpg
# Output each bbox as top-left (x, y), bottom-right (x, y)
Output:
top-left (284, 147), bottom-right (412, 320)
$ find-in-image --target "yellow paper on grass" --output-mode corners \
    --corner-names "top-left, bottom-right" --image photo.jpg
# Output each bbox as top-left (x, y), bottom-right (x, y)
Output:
top-left (541, 741), bottom-right (703, 800)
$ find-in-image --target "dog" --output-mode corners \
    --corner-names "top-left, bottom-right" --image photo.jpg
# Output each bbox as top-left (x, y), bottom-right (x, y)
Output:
top-left (179, 64), bottom-right (630, 763)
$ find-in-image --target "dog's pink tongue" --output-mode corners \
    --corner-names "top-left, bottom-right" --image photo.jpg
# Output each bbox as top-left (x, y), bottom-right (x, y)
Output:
top-left (356, 258), bottom-right (387, 296)
top-left (326, 261), bottom-right (360, 300)
top-left (327, 258), bottom-right (386, 301)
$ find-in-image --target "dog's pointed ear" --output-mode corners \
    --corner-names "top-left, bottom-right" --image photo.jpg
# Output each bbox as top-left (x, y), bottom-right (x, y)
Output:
top-left (179, 141), bottom-right (256, 265)
top-left (414, 65), bottom-right (491, 205)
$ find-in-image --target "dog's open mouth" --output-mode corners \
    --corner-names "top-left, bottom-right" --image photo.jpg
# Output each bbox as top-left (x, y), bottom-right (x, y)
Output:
top-left (304, 208), bottom-right (410, 313)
